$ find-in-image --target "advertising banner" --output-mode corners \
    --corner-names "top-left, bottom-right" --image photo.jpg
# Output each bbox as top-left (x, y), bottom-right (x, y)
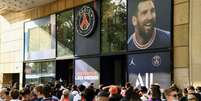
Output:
top-left (127, 0), bottom-right (171, 50)
top-left (128, 52), bottom-right (171, 89)
top-left (75, 58), bottom-right (100, 88)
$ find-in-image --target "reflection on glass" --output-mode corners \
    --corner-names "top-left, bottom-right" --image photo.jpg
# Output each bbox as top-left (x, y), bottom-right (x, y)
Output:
top-left (25, 61), bottom-right (55, 84)
top-left (24, 15), bottom-right (56, 60)
top-left (29, 24), bottom-right (51, 52)
top-left (101, 0), bottom-right (127, 53)
top-left (57, 10), bottom-right (74, 58)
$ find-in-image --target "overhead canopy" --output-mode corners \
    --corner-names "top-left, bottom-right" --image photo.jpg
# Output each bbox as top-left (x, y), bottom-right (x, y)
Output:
top-left (0, 0), bottom-right (56, 14)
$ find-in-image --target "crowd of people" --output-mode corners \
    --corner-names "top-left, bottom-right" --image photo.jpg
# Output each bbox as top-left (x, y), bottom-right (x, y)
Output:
top-left (0, 81), bottom-right (201, 101)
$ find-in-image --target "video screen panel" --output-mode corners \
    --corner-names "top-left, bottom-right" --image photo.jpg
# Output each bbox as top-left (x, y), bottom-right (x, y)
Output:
top-left (127, 0), bottom-right (171, 51)
top-left (128, 52), bottom-right (171, 89)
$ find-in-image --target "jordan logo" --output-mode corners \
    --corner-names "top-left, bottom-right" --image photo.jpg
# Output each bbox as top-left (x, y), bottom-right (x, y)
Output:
top-left (129, 58), bottom-right (135, 66)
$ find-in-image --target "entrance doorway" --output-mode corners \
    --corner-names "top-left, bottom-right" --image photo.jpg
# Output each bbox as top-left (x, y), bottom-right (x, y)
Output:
top-left (3, 73), bottom-right (19, 89)
top-left (100, 55), bottom-right (126, 86)
top-left (56, 60), bottom-right (73, 85)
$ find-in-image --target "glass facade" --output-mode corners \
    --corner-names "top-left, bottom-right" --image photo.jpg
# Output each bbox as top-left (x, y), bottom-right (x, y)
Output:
top-left (101, 0), bottom-right (127, 53)
top-left (25, 61), bottom-right (55, 84)
top-left (23, 0), bottom-right (172, 88)
top-left (28, 24), bottom-right (51, 52)
top-left (56, 10), bottom-right (74, 58)
top-left (24, 15), bottom-right (56, 60)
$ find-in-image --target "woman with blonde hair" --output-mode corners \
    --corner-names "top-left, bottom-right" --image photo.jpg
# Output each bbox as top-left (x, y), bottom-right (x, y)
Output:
top-left (60, 89), bottom-right (70, 101)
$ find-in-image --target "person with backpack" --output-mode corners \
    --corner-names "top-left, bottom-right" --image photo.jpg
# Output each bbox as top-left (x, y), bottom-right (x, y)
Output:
top-left (69, 85), bottom-right (81, 101)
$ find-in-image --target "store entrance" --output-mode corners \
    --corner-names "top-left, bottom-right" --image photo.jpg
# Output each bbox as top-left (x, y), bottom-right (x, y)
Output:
top-left (56, 60), bottom-right (73, 85)
top-left (100, 55), bottom-right (126, 86)
top-left (3, 73), bottom-right (19, 89)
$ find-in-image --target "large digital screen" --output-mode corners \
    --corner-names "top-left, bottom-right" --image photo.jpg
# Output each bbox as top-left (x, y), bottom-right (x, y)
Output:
top-left (127, 0), bottom-right (171, 50)
top-left (128, 52), bottom-right (171, 89)
top-left (75, 58), bottom-right (100, 88)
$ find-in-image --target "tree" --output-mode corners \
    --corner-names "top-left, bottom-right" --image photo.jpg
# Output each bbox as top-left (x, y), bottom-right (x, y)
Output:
top-left (101, 0), bottom-right (127, 53)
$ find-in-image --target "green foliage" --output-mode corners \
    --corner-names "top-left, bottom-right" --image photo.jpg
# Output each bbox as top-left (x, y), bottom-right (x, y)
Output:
top-left (101, 0), bottom-right (127, 53)
top-left (56, 10), bottom-right (74, 56)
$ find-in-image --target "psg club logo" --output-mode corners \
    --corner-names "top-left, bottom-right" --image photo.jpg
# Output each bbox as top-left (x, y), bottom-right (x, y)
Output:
top-left (152, 55), bottom-right (161, 67)
top-left (76, 6), bottom-right (96, 37)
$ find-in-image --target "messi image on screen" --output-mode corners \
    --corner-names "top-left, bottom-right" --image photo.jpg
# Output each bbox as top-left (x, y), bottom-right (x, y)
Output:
top-left (128, 0), bottom-right (170, 50)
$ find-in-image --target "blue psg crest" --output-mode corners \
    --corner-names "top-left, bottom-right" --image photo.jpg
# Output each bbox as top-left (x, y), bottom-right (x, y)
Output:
top-left (76, 6), bottom-right (97, 37)
top-left (152, 55), bottom-right (161, 67)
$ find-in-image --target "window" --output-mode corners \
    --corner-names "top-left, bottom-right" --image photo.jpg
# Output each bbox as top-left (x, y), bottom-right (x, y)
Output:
top-left (24, 15), bottom-right (56, 60)
top-left (56, 10), bottom-right (74, 58)
top-left (28, 24), bottom-right (51, 52)
top-left (101, 0), bottom-right (127, 53)
top-left (25, 61), bottom-right (55, 84)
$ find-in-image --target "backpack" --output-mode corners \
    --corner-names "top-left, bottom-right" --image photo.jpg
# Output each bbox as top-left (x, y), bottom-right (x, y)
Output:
top-left (69, 92), bottom-right (78, 101)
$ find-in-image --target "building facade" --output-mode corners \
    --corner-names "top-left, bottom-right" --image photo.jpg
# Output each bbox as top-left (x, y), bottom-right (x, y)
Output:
top-left (0, 0), bottom-right (199, 89)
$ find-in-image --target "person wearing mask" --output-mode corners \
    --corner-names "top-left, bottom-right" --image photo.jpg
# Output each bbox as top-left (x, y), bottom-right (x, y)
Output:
top-left (187, 93), bottom-right (199, 101)
top-left (187, 86), bottom-right (196, 94)
top-left (196, 87), bottom-right (201, 95)
top-left (187, 86), bottom-right (201, 101)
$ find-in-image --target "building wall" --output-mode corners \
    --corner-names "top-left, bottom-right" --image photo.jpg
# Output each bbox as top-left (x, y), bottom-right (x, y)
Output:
top-left (0, 17), bottom-right (1, 86)
top-left (173, 0), bottom-right (201, 88)
top-left (1, 0), bottom-right (200, 88)
top-left (1, 0), bottom-right (93, 23)
top-left (174, 0), bottom-right (189, 88)
top-left (0, 0), bottom-right (92, 88)
top-left (190, 0), bottom-right (201, 86)
top-left (0, 17), bottom-right (25, 88)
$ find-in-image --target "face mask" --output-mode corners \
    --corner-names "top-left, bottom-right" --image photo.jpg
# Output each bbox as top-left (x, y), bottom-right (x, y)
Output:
top-left (172, 98), bottom-right (179, 101)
